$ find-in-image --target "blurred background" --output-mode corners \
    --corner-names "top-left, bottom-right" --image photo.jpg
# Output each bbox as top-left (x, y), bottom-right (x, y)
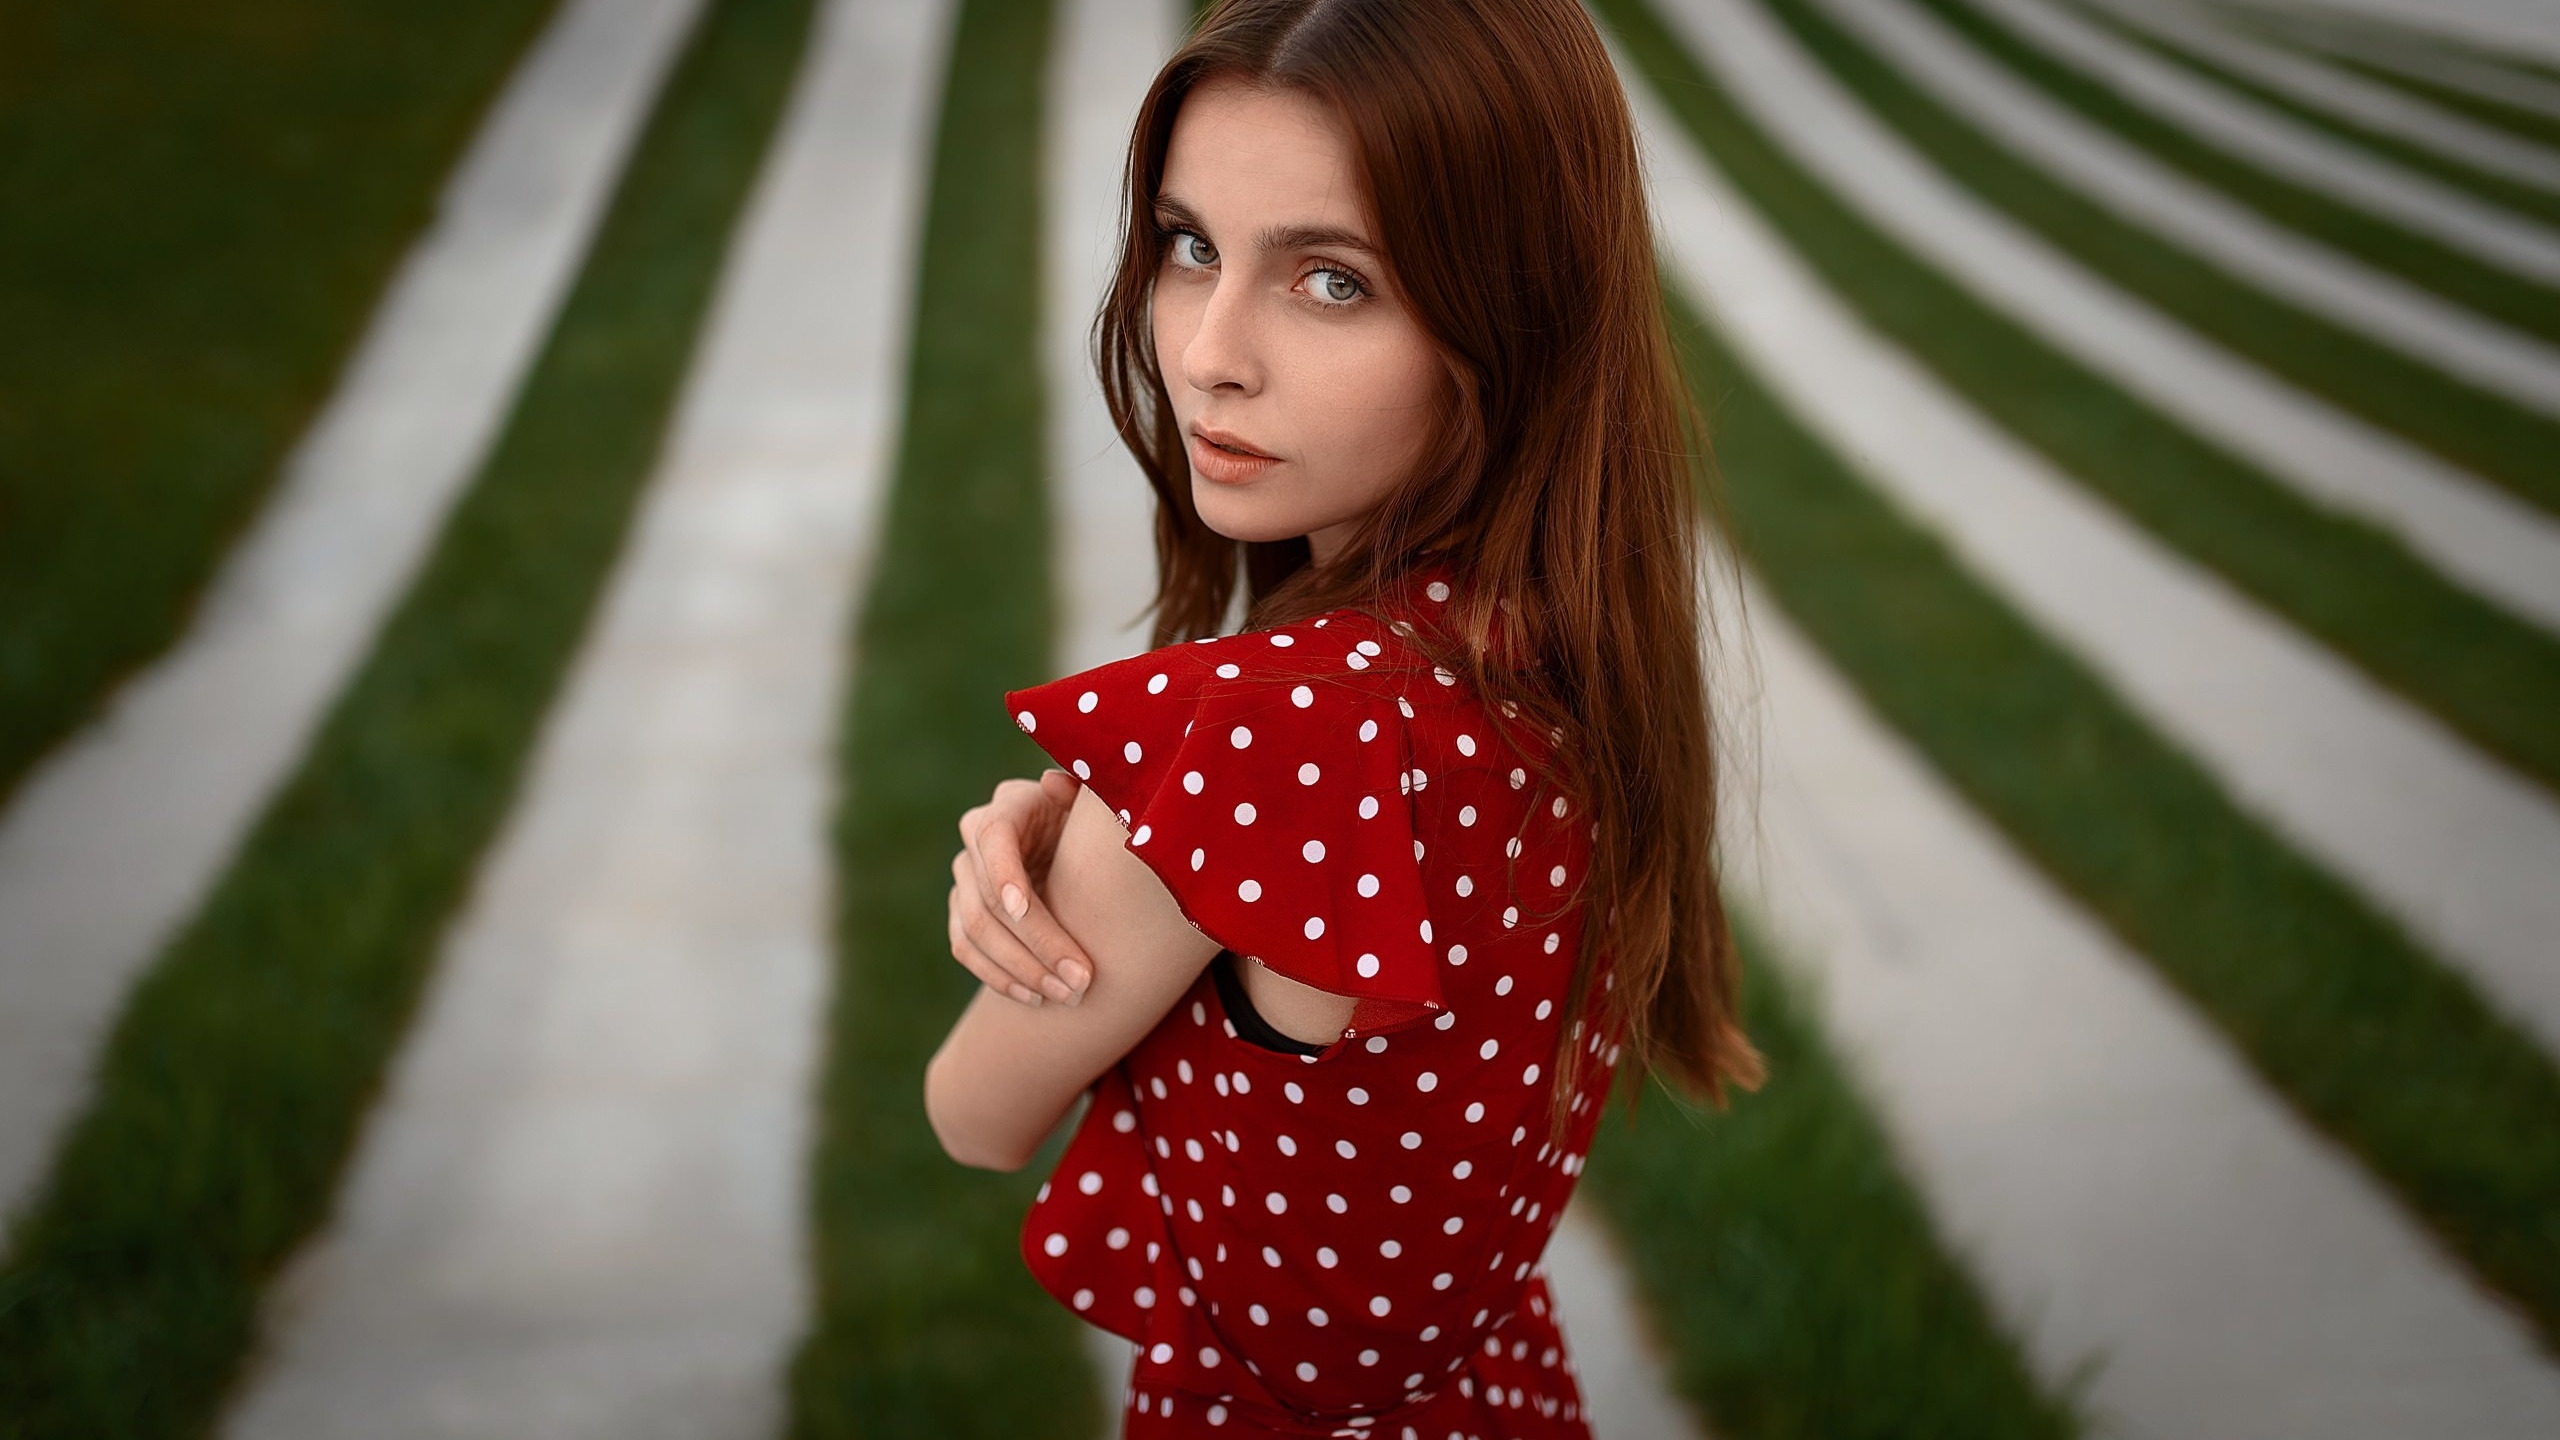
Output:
top-left (2, 0), bottom-right (2557, 1435)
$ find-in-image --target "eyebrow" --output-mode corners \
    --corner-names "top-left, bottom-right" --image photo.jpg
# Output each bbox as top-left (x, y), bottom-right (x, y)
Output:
top-left (1152, 193), bottom-right (1379, 259)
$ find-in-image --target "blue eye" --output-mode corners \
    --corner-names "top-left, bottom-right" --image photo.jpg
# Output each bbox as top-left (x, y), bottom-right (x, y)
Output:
top-left (1307, 267), bottom-right (1366, 306)
top-left (1168, 230), bottom-right (1216, 268)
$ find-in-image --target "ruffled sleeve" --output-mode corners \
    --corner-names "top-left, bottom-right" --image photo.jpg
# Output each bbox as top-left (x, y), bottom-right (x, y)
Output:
top-left (1002, 624), bottom-right (1446, 1050)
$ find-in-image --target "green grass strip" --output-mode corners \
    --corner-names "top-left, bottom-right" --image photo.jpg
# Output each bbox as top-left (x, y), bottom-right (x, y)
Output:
top-left (1624, 0), bottom-right (2560, 795)
top-left (2204, 1), bottom-right (2560, 154)
top-left (2059, 0), bottom-right (2560, 237)
top-left (1611, 38), bottom-right (2560, 1320)
top-left (1745, 0), bottom-right (2560, 515)
top-left (0, 0), bottom-right (559, 811)
top-left (1582, 923), bottom-right (2083, 1439)
top-left (0, 0), bottom-right (814, 1432)
top-left (781, 0), bottom-right (1101, 1434)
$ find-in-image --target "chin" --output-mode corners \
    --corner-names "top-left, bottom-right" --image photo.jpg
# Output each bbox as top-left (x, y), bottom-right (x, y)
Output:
top-left (1190, 481), bottom-right (1311, 546)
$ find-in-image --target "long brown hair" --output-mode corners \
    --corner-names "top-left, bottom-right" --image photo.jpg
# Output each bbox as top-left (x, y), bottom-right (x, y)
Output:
top-left (1090, 0), bottom-right (1764, 1145)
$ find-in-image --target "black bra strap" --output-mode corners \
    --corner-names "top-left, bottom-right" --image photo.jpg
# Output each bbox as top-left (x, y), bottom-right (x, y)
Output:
top-left (1211, 951), bottom-right (1333, 1057)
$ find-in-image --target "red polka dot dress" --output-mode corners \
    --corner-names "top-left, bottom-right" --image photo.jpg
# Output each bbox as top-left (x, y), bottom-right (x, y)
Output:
top-left (1001, 557), bottom-right (1631, 1438)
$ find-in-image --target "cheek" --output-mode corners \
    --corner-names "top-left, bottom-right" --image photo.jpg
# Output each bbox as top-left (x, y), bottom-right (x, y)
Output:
top-left (1291, 328), bottom-right (1443, 476)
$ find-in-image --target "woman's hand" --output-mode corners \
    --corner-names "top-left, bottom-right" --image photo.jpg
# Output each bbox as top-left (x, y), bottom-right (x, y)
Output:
top-left (949, 768), bottom-right (1092, 1007)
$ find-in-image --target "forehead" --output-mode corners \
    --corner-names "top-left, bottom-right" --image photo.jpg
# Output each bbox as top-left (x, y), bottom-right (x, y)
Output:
top-left (1161, 76), bottom-right (1367, 228)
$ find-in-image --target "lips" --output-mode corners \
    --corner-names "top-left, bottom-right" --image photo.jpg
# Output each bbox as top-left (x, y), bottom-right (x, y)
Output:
top-left (1187, 425), bottom-right (1282, 485)
top-left (1193, 423), bottom-right (1276, 459)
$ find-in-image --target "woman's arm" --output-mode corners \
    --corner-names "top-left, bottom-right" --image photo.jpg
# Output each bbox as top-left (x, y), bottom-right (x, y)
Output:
top-left (924, 783), bottom-right (1223, 1171)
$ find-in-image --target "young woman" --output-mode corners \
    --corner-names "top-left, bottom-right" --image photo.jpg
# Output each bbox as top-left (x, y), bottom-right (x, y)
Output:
top-left (923, 0), bottom-right (1761, 1433)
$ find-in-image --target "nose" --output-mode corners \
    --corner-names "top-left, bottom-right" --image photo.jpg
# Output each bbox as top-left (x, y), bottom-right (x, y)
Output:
top-left (1176, 266), bottom-right (1263, 398)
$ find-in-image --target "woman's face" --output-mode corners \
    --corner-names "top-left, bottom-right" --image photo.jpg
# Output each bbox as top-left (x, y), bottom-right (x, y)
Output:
top-left (1149, 75), bottom-right (1449, 567)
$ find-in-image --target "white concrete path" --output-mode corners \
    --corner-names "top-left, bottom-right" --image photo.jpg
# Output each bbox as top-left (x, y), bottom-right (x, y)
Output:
top-left (1704, 546), bottom-right (2560, 1438)
top-left (1541, 1198), bottom-right (1715, 1440)
top-left (2245, 6), bottom-right (2560, 122)
top-left (1652, 0), bottom-right (2560, 632)
top-left (0, 0), bottom-right (704, 1238)
top-left (1648, 0), bottom-right (2560, 1057)
top-left (1988, 0), bottom-right (2560, 277)
top-left (217, 1), bottom-right (953, 1435)
top-left (2101, 0), bottom-right (2560, 190)
top-left (2232, 0), bottom-right (2560, 65)
top-left (1794, 0), bottom-right (2560, 415)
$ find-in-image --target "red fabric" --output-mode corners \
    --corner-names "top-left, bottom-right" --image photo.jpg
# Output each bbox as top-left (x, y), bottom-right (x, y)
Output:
top-left (1002, 558), bottom-right (1627, 1437)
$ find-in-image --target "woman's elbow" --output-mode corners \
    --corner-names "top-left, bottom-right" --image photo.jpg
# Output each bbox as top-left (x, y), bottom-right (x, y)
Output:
top-left (923, 1050), bottom-right (1030, 1172)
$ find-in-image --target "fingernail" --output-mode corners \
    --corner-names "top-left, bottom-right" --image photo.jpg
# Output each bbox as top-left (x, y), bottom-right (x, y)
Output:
top-left (1060, 959), bottom-right (1089, 991)
top-left (1003, 884), bottom-right (1026, 919)
top-left (1042, 976), bottom-right (1073, 1003)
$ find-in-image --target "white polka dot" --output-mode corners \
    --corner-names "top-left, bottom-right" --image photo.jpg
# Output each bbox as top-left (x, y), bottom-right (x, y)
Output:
top-left (1465, 1101), bottom-right (1486, 1122)
top-left (1327, 1192), bottom-right (1348, 1214)
top-left (1250, 1303), bottom-right (1270, 1325)
top-left (1398, 696), bottom-right (1416, 718)
top-left (1457, 733), bottom-right (1477, 756)
top-left (1183, 769), bottom-right (1205, 794)
top-left (1285, 1081), bottom-right (1305, 1103)
top-left (1503, 906), bottom-right (1519, 927)
top-left (1481, 1038), bottom-right (1500, 1060)
top-left (1554, 795), bottom-right (1569, 817)
top-left (1189, 847), bottom-right (1205, 871)
top-left (1297, 1362), bottom-right (1319, 1382)
top-left (1391, 1184), bottom-right (1413, 1203)
top-left (1230, 725), bottom-right (1253, 749)
top-left (1524, 1063), bottom-right (1542, 1083)
top-left (1449, 944), bottom-right (1468, 965)
top-left (1073, 1287), bottom-right (1094, 1310)
top-left (1148, 672), bottom-right (1169, 694)
top-left (1123, 740), bottom-right (1143, 764)
top-left (1496, 975), bottom-right (1514, 996)
top-left (1453, 1160), bottom-right (1473, 1179)
top-left (1358, 718), bottom-right (1379, 743)
top-left (1234, 801), bottom-right (1257, 825)
top-left (1426, 581), bottom-right (1451, 602)
top-left (1443, 1216), bottom-right (1464, 1235)
top-left (1015, 710), bottom-right (1037, 732)
top-left (1071, 759), bottom-right (1090, 780)
top-left (1356, 873), bottom-right (1380, 897)
top-left (1456, 875), bottom-right (1474, 897)
top-left (1506, 836), bottom-right (1522, 857)
top-left (1358, 795), bottom-right (1380, 820)
top-left (1078, 1170), bottom-right (1103, 1194)
top-left (1364, 1035), bottom-right (1387, 1053)
top-left (1291, 684), bottom-right (1313, 707)
top-left (1400, 1131), bottom-right (1422, 1149)
top-left (1216, 663), bottom-right (1241, 679)
top-left (1200, 1345), bottom-right (1222, 1367)
top-left (1434, 666), bottom-right (1456, 686)
top-left (1078, 691), bottom-right (1099, 713)
top-left (1044, 1233), bottom-right (1068, 1256)
top-left (1358, 639), bottom-right (1383, 656)
top-left (1511, 767), bottom-right (1527, 788)
top-left (1355, 953), bottom-right (1381, 978)
top-left (1151, 1342), bottom-right (1173, 1362)
top-left (1208, 1404), bottom-right (1228, 1425)
top-left (1550, 864), bottom-right (1567, 886)
top-left (1297, 761), bottom-right (1320, 785)
top-left (1346, 651), bottom-right (1370, 670)
top-left (1238, 878), bottom-right (1262, 901)
top-left (1132, 824), bottom-right (1152, 846)
top-left (1304, 916), bottom-right (1325, 940)
top-left (1317, 1247), bottom-right (1338, 1268)
top-left (1265, 1191), bottom-right (1288, 1214)
top-left (1107, 1226), bottom-right (1131, 1248)
top-left (1185, 1138), bottom-right (1204, 1162)
top-left (1348, 1087), bottom-right (1370, 1105)
top-left (1459, 805), bottom-right (1477, 826)
top-left (1277, 1134), bottom-right (1297, 1155)
top-left (1536, 999), bottom-right (1553, 1019)
top-left (1436, 1012), bottom-right (1456, 1029)
top-left (1545, 932), bottom-right (1562, 954)
top-left (1271, 633), bottom-right (1295, 647)
top-left (1420, 918), bottom-right (1434, 942)
top-left (1302, 838), bottom-right (1326, 862)
top-left (1433, 1272), bottom-right (1453, 1290)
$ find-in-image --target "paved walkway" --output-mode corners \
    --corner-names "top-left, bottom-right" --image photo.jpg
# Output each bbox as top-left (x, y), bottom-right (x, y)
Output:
top-left (1656, 0), bottom-right (2560, 1059)
top-left (1707, 548), bottom-right (2560, 1438)
top-left (1982, 0), bottom-right (2560, 278)
top-left (1653, 0), bottom-right (2560, 634)
top-left (1801, 0), bottom-right (2560, 415)
top-left (216, 1), bottom-right (951, 1434)
top-left (2099, 0), bottom-right (2560, 190)
top-left (0, 0), bottom-right (703, 1238)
